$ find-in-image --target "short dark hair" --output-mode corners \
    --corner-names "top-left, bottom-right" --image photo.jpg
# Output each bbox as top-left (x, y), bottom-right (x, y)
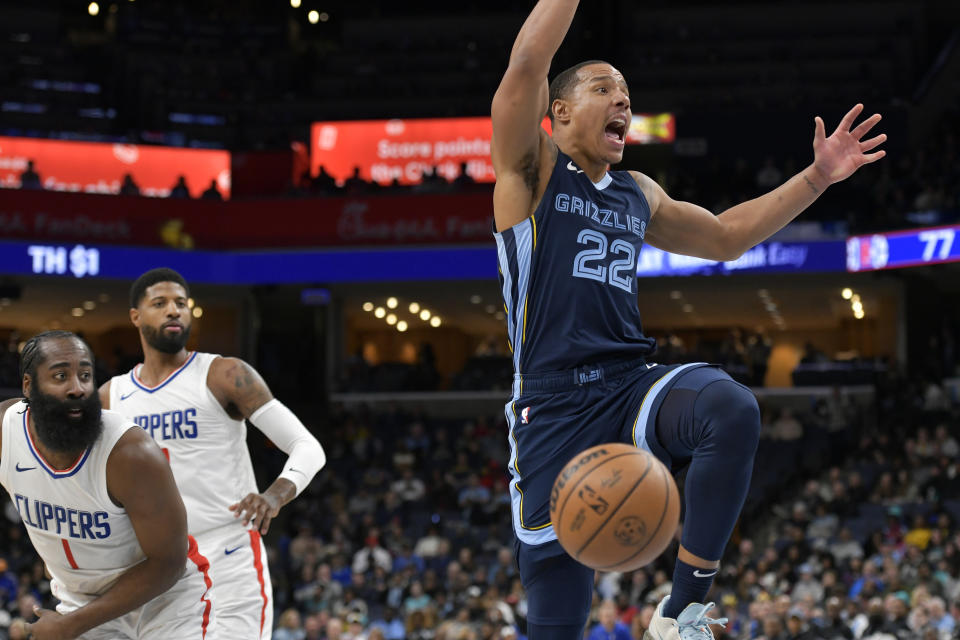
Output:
top-left (130, 267), bottom-right (190, 308)
top-left (547, 60), bottom-right (611, 123)
top-left (19, 330), bottom-right (92, 380)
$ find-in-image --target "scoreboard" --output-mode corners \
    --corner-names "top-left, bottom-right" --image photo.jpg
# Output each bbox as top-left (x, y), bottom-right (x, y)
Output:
top-left (846, 225), bottom-right (960, 272)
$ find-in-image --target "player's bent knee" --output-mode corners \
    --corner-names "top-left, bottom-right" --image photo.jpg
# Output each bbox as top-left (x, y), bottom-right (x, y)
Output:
top-left (699, 380), bottom-right (761, 454)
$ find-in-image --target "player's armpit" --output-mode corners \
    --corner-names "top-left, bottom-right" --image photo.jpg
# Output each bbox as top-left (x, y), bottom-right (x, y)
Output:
top-left (493, 132), bottom-right (558, 232)
top-left (106, 428), bottom-right (188, 565)
top-left (207, 356), bottom-right (274, 420)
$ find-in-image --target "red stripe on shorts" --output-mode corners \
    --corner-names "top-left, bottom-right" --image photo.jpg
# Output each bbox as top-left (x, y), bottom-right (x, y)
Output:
top-left (249, 530), bottom-right (268, 636)
top-left (187, 535), bottom-right (213, 639)
top-left (61, 539), bottom-right (79, 569)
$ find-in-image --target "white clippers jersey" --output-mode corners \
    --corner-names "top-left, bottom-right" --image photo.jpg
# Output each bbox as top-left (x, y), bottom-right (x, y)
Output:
top-left (109, 352), bottom-right (258, 536)
top-left (0, 403), bottom-right (143, 602)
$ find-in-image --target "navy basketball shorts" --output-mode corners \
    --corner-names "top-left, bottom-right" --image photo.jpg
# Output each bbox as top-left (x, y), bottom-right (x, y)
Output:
top-left (505, 357), bottom-right (730, 627)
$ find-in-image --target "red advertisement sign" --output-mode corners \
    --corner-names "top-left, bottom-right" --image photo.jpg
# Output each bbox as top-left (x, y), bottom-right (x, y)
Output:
top-left (0, 189), bottom-right (494, 248)
top-left (0, 137), bottom-right (231, 199)
top-left (312, 117), bottom-right (496, 186)
top-left (310, 115), bottom-right (675, 187)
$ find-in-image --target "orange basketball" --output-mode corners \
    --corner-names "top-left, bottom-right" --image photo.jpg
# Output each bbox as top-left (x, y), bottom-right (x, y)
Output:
top-left (549, 443), bottom-right (680, 572)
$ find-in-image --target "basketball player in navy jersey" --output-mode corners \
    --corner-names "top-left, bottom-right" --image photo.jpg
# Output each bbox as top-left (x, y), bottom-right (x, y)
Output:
top-left (491, 2), bottom-right (886, 639)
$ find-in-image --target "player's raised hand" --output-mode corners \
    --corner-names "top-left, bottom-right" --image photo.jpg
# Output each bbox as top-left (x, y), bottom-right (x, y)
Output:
top-left (229, 492), bottom-right (281, 535)
top-left (812, 103), bottom-right (887, 185)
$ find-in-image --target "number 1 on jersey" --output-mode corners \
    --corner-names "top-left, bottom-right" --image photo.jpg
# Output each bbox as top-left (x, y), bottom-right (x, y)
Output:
top-left (62, 538), bottom-right (79, 569)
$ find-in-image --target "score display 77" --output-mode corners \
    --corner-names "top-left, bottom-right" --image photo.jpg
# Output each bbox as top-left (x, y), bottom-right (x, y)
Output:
top-left (846, 225), bottom-right (960, 272)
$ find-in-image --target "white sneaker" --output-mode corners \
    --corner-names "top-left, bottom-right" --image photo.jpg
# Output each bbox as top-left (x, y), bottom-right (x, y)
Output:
top-left (644, 596), bottom-right (727, 640)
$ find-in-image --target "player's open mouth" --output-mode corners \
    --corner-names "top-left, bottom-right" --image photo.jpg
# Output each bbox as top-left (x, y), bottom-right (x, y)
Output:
top-left (67, 408), bottom-right (83, 418)
top-left (604, 118), bottom-right (626, 145)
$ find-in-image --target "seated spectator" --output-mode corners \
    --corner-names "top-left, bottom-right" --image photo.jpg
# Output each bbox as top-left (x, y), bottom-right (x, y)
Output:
top-left (327, 617), bottom-right (344, 640)
top-left (19, 160), bottom-right (42, 190)
top-left (313, 165), bottom-right (339, 195)
top-left (453, 162), bottom-right (476, 190)
top-left (820, 596), bottom-right (853, 639)
top-left (344, 167), bottom-right (371, 195)
top-left (201, 179), bottom-right (223, 200)
top-left (353, 529), bottom-right (392, 575)
top-left (403, 581), bottom-right (432, 615)
top-left (274, 608), bottom-right (307, 640)
top-left (119, 173), bottom-right (141, 196)
top-left (760, 614), bottom-right (786, 640)
top-left (169, 175), bottom-right (190, 198)
top-left (792, 564), bottom-right (823, 603)
top-left (904, 514), bottom-right (933, 550)
top-left (771, 408), bottom-right (804, 441)
top-left (830, 527), bottom-right (864, 563)
top-left (588, 599), bottom-right (631, 640)
top-left (391, 469), bottom-right (426, 504)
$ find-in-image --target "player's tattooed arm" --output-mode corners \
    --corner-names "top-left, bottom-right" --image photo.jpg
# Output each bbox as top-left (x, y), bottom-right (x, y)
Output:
top-left (207, 357), bottom-right (274, 421)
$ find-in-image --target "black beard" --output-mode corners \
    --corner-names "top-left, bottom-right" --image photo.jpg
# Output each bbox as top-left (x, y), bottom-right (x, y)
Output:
top-left (142, 323), bottom-right (191, 354)
top-left (28, 386), bottom-right (103, 454)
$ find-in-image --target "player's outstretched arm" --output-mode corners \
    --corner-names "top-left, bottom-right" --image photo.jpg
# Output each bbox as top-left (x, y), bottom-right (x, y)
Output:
top-left (208, 357), bottom-right (325, 534)
top-left (641, 104), bottom-right (887, 261)
top-left (28, 428), bottom-right (188, 640)
top-left (492, 0), bottom-right (578, 231)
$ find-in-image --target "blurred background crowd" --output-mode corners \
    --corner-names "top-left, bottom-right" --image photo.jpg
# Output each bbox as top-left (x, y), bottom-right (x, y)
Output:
top-left (2, 361), bottom-right (959, 639)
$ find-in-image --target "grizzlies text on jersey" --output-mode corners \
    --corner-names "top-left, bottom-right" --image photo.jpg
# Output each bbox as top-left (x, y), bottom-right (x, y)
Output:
top-left (494, 151), bottom-right (657, 375)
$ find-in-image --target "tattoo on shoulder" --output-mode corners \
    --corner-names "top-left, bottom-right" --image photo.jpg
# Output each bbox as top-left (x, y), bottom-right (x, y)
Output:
top-left (225, 361), bottom-right (271, 416)
top-left (803, 175), bottom-right (819, 194)
top-left (233, 365), bottom-right (256, 390)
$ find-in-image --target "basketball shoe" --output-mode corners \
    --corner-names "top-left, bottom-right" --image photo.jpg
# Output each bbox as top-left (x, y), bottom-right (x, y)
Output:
top-left (644, 596), bottom-right (728, 640)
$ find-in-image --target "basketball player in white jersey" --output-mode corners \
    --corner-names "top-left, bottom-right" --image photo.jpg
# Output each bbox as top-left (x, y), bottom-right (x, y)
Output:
top-left (99, 267), bottom-right (326, 640)
top-left (0, 331), bottom-right (212, 639)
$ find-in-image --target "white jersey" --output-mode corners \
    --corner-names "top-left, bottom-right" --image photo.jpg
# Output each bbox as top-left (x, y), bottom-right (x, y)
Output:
top-left (0, 402), bottom-right (144, 602)
top-left (109, 352), bottom-right (259, 536)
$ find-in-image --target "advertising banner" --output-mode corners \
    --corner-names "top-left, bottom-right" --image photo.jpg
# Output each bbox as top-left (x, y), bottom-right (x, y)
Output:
top-left (0, 239), bottom-right (846, 286)
top-left (0, 189), bottom-right (494, 248)
top-left (636, 241), bottom-right (845, 277)
top-left (0, 136), bottom-right (230, 199)
top-left (310, 114), bottom-right (676, 186)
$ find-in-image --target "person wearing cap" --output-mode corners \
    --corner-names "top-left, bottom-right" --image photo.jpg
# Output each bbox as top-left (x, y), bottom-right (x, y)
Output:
top-left (792, 564), bottom-right (824, 603)
top-left (785, 608), bottom-right (818, 640)
top-left (819, 597), bottom-right (854, 639)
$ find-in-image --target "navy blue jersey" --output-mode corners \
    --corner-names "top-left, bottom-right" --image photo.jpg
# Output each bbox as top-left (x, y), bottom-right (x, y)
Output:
top-left (495, 150), bottom-right (657, 375)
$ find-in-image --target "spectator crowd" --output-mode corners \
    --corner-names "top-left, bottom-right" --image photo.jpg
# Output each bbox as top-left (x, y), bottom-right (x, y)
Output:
top-left (3, 360), bottom-right (958, 639)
